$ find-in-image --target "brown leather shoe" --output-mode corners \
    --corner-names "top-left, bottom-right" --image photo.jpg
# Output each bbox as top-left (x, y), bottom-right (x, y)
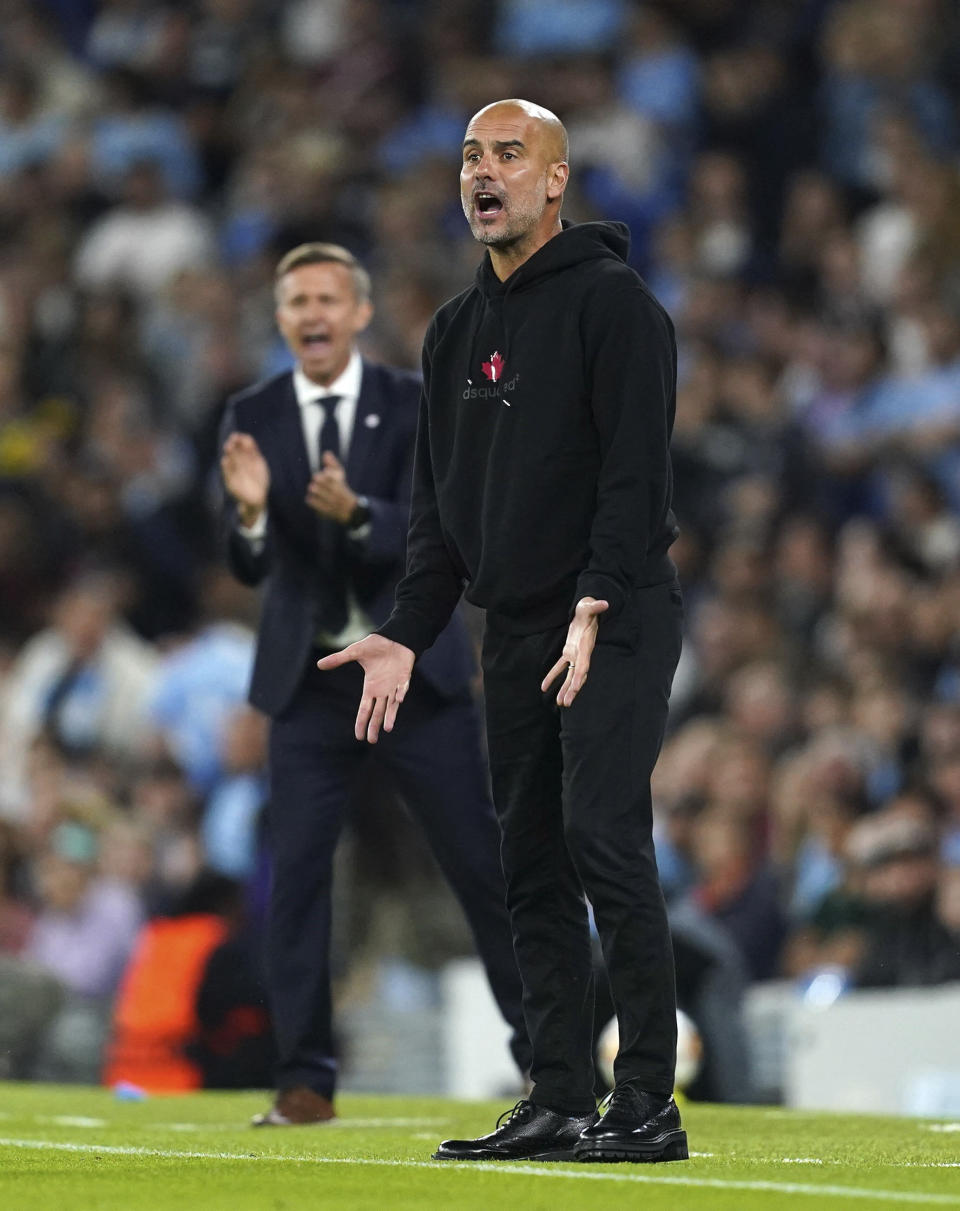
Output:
top-left (251, 1085), bottom-right (336, 1126)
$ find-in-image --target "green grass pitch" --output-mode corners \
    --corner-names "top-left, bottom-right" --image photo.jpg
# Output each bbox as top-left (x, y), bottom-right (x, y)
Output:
top-left (1, 1082), bottom-right (958, 1210)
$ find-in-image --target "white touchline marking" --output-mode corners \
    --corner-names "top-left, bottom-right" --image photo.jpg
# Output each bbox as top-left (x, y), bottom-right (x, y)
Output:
top-left (327, 1118), bottom-right (453, 1128)
top-left (151, 1123), bottom-right (256, 1133)
top-left (37, 1116), bottom-right (108, 1129)
top-left (923, 1124), bottom-right (960, 1133)
top-left (782, 1158), bottom-right (824, 1164)
top-left (0, 1139), bottom-right (958, 1204)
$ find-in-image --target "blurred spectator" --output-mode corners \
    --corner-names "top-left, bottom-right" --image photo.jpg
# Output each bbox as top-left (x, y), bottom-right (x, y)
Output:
top-left (86, 0), bottom-right (171, 72)
top-left (701, 42), bottom-right (814, 260)
top-left (18, 818), bottom-right (143, 1081)
top-left (0, 66), bottom-right (70, 178)
top-left (26, 819), bottom-right (142, 1000)
top-left (778, 171), bottom-right (848, 298)
top-left (89, 68), bottom-right (203, 198)
top-left (147, 568), bottom-right (256, 796)
top-left (200, 706), bottom-right (268, 881)
top-left (494, 0), bottom-right (627, 56)
top-left (818, 0), bottom-right (956, 194)
top-left (103, 870), bottom-right (272, 1092)
top-left (0, 571), bottom-right (158, 820)
top-left (618, 5), bottom-right (699, 135)
top-left (849, 810), bottom-right (960, 988)
top-left (190, 0), bottom-right (263, 95)
top-left (886, 470), bottom-right (960, 577)
top-left (685, 809), bottom-right (787, 981)
top-left (687, 152), bottom-right (754, 279)
top-left (723, 662), bottom-right (798, 757)
top-left (565, 55), bottom-right (673, 259)
top-left (2, 3), bottom-right (101, 118)
top-left (127, 760), bottom-right (205, 914)
top-left (0, 953), bottom-right (62, 1080)
top-left (0, 819), bottom-right (33, 954)
top-left (141, 269), bottom-right (254, 436)
top-left (74, 159), bottom-right (216, 299)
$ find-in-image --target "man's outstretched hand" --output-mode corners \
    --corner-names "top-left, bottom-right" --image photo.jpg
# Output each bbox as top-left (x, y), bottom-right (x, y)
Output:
top-left (541, 597), bottom-right (609, 707)
top-left (317, 634), bottom-right (415, 743)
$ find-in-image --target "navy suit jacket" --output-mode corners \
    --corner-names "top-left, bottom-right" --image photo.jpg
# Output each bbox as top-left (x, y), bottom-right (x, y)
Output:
top-left (219, 359), bottom-right (475, 718)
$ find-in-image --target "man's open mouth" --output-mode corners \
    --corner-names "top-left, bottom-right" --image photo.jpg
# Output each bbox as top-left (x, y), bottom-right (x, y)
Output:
top-left (475, 192), bottom-right (504, 215)
top-left (302, 333), bottom-right (331, 348)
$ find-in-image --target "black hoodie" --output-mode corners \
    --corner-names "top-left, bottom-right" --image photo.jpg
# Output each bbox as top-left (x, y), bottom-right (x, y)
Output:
top-left (379, 220), bottom-right (679, 656)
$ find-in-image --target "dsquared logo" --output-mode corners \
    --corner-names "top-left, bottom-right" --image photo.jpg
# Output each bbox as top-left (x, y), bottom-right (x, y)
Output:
top-left (462, 375), bottom-right (520, 401)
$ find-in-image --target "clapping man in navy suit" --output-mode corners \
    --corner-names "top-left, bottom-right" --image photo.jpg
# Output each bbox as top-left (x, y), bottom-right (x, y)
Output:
top-left (219, 243), bottom-right (528, 1126)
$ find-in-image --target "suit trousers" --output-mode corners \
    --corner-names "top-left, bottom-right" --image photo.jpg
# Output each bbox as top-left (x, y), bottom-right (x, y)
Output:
top-left (481, 580), bottom-right (683, 1115)
top-left (266, 656), bottom-right (528, 1097)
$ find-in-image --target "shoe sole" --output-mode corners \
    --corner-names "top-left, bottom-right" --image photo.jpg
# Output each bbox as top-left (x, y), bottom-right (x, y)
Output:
top-left (575, 1129), bottom-right (689, 1164)
top-left (432, 1148), bottom-right (577, 1163)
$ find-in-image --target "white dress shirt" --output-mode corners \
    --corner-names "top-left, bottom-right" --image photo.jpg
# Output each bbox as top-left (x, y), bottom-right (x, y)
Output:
top-left (236, 349), bottom-right (374, 649)
top-left (293, 348), bottom-right (363, 469)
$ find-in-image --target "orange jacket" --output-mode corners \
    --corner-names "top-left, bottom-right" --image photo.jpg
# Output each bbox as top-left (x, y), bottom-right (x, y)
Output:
top-left (102, 913), bottom-right (229, 1092)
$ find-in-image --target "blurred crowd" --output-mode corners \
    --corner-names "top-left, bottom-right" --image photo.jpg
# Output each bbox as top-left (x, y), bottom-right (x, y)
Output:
top-left (2, 0), bottom-right (960, 1097)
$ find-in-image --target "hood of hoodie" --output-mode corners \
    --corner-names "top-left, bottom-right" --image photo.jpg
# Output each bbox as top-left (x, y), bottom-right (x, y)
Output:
top-left (475, 219), bottom-right (631, 300)
top-left (470, 220), bottom-right (631, 375)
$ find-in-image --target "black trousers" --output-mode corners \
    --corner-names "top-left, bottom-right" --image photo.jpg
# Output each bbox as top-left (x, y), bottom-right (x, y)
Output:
top-left (266, 657), bottom-right (529, 1097)
top-left (481, 580), bottom-right (683, 1114)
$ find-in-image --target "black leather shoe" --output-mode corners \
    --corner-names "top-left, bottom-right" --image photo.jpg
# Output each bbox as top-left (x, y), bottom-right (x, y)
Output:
top-left (574, 1086), bottom-right (688, 1163)
top-left (433, 1099), bottom-right (598, 1162)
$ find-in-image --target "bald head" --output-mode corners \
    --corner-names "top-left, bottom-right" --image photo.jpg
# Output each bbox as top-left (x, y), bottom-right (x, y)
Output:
top-left (467, 99), bottom-right (569, 165)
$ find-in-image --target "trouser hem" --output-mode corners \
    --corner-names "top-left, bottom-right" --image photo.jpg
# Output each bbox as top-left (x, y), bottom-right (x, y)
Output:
top-left (530, 1091), bottom-right (598, 1117)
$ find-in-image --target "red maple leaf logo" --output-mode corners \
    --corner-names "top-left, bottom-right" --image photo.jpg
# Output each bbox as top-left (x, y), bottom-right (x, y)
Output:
top-left (481, 351), bottom-right (505, 382)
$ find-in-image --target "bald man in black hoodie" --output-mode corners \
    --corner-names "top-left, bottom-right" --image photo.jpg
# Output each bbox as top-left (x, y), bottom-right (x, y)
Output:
top-left (319, 100), bottom-right (687, 1165)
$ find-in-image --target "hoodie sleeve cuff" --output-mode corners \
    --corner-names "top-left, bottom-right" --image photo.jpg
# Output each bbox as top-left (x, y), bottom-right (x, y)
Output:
top-left (376, 611), bottom-right (437, 659)
top-left (573, 573), bottom-right (626, 621)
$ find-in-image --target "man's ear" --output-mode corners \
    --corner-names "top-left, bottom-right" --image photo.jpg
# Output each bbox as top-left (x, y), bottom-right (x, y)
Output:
top-left (546, 161), bottom-right (569, 204)
top-left (353, 299), bottom-right (374, 334)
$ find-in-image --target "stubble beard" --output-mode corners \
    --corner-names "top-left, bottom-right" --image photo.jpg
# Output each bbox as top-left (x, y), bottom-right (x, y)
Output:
top-left (464, 194), bottom-right (546, 248)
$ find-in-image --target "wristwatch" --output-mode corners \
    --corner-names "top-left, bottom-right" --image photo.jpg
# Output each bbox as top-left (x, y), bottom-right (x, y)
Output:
top-left (347, 495), bottom-right (371, 530)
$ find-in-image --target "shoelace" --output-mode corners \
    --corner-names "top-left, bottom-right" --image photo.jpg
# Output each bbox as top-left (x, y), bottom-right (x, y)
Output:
top-left (598, 1085), bottom-right (666, 1119)
top-left (598, 1085), bottom-right (652, 1117)
top-left (495, 1099), bottom-right (534, 1128)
